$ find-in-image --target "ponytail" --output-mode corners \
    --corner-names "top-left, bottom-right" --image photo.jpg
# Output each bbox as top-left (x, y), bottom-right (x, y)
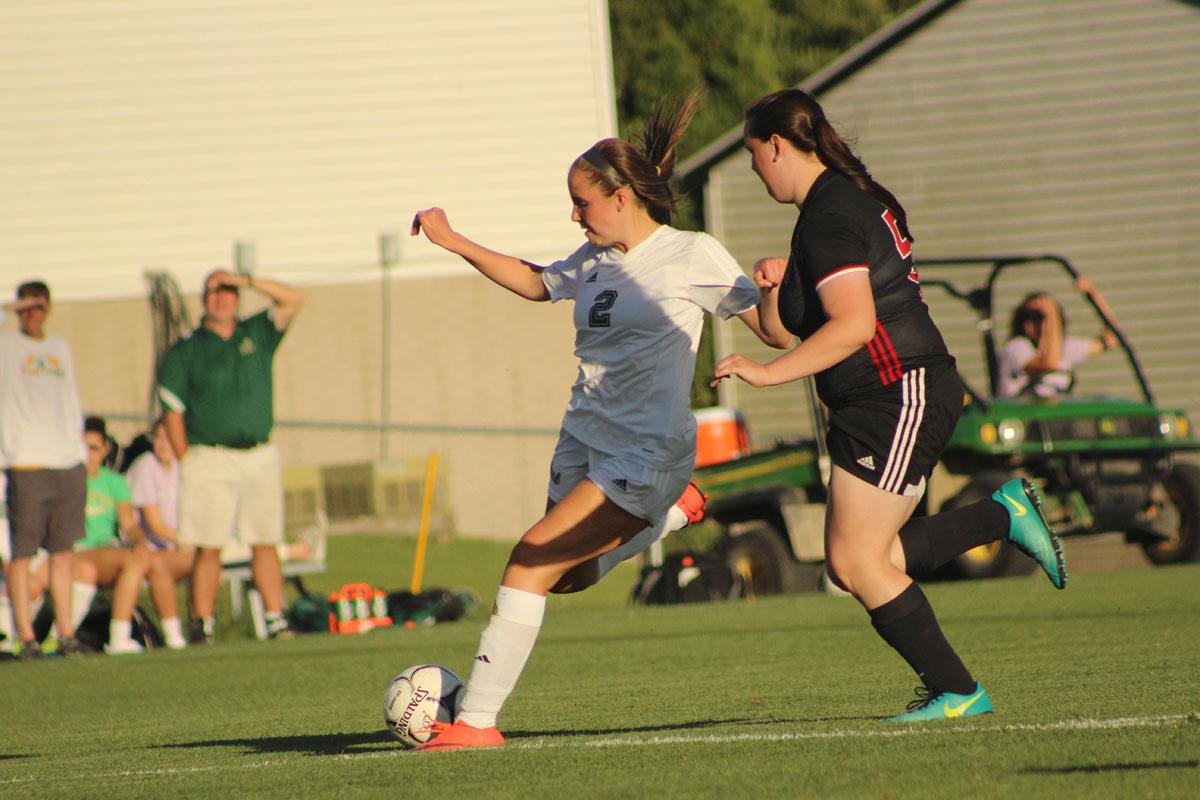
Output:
top-left (746, 88), bottom-right (913, 240)
top-left (575, 90), bottom-right (702, 224)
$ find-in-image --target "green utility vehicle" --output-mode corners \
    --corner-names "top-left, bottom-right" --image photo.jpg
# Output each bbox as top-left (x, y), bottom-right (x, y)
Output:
top-left (695, 255), bottom-right (1200, 594)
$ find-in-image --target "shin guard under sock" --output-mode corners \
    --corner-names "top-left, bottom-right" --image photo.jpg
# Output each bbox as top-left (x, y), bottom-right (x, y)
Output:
top-left (869, 582), bottom-right (975, 695)
top-left (899, 499), bottom-right (1010, 578)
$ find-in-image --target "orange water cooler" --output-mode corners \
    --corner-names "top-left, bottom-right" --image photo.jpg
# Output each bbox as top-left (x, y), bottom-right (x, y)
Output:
top-left (694, 407), bottom-right (751, 467)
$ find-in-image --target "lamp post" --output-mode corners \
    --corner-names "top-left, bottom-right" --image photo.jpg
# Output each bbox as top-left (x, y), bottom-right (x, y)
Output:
top-left (379, 232), bottom-right (400, 461)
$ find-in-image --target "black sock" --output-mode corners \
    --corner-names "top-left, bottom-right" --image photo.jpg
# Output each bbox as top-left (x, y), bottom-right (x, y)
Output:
top-left (869, 582), bottom-right (976, 695)
top-left (899, 498), bottom-right (1009, 577)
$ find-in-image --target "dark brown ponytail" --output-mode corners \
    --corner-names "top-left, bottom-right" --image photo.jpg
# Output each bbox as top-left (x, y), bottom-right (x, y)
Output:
top-left (745, 88), bottom-right (912, 240)
top-left (575, 90), bottom-right (702, 225)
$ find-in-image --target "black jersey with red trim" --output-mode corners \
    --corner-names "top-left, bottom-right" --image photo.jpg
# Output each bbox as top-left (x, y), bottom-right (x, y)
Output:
top-left (777, 169), bottom-right (953, 408)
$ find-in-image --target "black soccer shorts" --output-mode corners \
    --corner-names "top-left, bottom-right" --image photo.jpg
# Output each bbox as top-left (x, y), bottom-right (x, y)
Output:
top-left (825, 365), bottom-right (964, 497)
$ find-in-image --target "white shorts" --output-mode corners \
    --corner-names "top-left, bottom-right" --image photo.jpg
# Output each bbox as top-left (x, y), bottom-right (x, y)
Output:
top-left (546, 430), bottom-right (692, 523)
top-left (178, 444), bottom-right (284, 549)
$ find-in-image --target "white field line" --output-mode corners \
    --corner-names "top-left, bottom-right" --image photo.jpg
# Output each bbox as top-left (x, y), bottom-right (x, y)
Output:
top-left (514, 713), bottom-right (1199, 750)
top-left (1, 713), bottom-right (1195, 785)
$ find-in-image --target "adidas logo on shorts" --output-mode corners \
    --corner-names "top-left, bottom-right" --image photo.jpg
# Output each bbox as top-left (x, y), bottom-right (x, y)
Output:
top-left (856, 455), bottom-right (876, 471)
top-left (612, 478), bottom-right (628, 491)
top-left (585, 272), bottom-right (598, 283)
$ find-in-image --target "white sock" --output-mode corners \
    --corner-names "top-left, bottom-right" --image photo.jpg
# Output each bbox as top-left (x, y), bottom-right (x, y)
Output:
top-left (456, 586), bottom-right (546, 729)
top-left (161, 616), bottom-right (186, 647)
top-left (594, 504), bottom-right (688, 582)
top-left (109, 618), bottom-right (133, 644)
top-left (71, 582), bottom-right (97, 630)
top-left (0, 595), bottom-right (14, 652)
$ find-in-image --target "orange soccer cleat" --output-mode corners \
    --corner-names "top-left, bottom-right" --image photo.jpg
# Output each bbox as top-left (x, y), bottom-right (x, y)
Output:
top-left (675, 480), bottom-right (709, 526)
top-left (415, 720), bottom-right (506, 752)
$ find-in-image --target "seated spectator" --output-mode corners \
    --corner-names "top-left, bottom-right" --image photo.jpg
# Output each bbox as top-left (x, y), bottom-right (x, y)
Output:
top-left (74, 416), bottom-right (152, 654)
top-left (125, 419), bottom-right (324, 645)
top-left (996, 277), bottom-right (1119, 398)
top-left (124, 417), bottom-right (191, 650)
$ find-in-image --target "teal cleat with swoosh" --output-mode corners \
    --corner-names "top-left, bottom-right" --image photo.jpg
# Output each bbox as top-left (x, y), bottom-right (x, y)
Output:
top-left (885, 683), bottom-right (993, 723)
top-left (994, 478), bottom-right (1067, 589)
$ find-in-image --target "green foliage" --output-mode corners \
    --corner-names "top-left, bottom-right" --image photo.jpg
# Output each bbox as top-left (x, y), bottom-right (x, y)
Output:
top-left (3, 542), bottom-right (1197, 799)
top-left (610, 0), bottom-right (923, 164)
top-left (610, 0), bottom-right (783, 170)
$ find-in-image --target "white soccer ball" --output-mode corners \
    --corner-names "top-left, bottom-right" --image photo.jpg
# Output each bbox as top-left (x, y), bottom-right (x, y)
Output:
top-left (383, 664), bottom-right (465, 748)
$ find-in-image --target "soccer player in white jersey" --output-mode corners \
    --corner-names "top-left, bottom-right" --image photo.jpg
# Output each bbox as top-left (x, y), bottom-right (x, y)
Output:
top-left (409, 93), bottom-right (791, 750)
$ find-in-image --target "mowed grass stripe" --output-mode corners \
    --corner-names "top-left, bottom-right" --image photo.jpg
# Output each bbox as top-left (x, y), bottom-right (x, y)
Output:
top-left (3, 712), bottom-right (1193, 787)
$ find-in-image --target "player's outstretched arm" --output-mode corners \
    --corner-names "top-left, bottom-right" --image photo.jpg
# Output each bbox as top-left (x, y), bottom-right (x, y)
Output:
top-left (712, 272), bottom-right (876, 388)
top-left (411, 207), bottom-right (549, 301)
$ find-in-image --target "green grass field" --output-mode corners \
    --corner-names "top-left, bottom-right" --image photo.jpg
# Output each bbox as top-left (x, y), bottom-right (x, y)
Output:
top-left (1, 534), bottom-right (1197, 799)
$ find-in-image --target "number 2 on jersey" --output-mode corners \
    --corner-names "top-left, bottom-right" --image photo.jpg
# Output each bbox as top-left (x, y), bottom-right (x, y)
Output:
top-left (881, 209), bottom-right (912, 259)
top-left (588, 290), bottom-right (618, 328)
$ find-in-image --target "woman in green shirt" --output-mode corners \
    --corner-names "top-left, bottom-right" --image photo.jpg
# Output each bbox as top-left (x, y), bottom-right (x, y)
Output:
top-left (72, 417), bottom-right (152, 654)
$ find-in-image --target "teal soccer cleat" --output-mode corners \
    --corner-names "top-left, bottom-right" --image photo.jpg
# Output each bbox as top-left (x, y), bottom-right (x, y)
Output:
top-left (885, 683), bottom-right (993, 723)
top-left (993, 478), bottom-right (1067, 589)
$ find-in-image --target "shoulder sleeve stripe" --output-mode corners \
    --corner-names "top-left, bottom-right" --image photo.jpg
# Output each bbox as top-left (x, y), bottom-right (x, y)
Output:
top-left (158, 386), bottom-right (186, 413)
top-left (815, 264), bottom-right (869, 291)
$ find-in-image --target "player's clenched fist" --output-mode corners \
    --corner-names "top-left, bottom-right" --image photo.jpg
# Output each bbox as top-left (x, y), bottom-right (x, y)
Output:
top-left (411, 207), bottom-right (456, 248)
top-left (753, 257), bottom-right (788, 289)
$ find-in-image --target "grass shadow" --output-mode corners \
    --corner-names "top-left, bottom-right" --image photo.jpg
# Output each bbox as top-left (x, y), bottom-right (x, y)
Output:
top-left (1022, 760), bottom-right (1198, 775)
top-left (505, 713), bottom-right (879, 739)
top-left (155, 730), bottom-right (397, 757)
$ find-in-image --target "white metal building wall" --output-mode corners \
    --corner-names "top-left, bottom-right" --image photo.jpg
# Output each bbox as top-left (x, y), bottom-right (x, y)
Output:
top-left (1, 0), bottom-right (616, 299)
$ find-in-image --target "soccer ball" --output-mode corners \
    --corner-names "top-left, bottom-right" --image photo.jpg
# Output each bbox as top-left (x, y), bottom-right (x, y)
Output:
top-left (383, 664), bottom-right (465, 748)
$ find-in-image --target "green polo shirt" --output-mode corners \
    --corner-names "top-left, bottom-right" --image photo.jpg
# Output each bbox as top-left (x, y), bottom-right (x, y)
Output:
top-left (157, 310), bottom-right (286, 446)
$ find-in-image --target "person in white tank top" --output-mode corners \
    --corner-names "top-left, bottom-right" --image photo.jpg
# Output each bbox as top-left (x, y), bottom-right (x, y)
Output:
top-left (408, 93), bottom-right (792, 750)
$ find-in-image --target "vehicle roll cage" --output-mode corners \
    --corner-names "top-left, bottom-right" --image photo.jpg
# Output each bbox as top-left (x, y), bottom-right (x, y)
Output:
top-left (917, 255), bottom-right (1153, 409)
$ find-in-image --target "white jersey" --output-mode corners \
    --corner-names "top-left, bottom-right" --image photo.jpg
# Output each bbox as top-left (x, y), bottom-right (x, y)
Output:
top-left (0, 330), bottom-right (85, 468)
top-left (541, 225), bottom-right (758, 469)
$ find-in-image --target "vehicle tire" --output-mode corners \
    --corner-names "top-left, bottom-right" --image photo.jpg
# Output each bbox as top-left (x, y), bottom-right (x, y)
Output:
top-left (723, 526), bottom-right (804, 597)
top-left (1141, 463), bottom-right (1200, 565)
top-left (938, 472), bottom-right (1038, 580)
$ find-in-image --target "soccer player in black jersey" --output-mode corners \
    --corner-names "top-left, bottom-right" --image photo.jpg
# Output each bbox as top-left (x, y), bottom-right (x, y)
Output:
top-left (713, 88), bottom-right (1069, 723)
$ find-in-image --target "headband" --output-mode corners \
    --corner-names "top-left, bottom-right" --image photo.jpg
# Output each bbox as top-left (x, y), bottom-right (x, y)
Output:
top-left (581, 146), bottom-right (626, 184)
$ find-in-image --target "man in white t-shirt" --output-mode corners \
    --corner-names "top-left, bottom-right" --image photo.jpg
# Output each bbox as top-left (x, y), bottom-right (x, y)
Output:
top-left (0, 281), bottom-right (89, 658)
top-left (996, 278), bottom-right (1118, 398)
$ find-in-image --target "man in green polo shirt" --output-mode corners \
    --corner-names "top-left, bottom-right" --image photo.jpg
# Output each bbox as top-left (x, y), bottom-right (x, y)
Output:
top-left (158, 269), bottom-right (303, 643)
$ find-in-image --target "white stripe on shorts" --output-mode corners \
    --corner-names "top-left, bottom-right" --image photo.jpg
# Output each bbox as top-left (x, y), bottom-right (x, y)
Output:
top-left (880, 368), bottom-right (926, 493)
